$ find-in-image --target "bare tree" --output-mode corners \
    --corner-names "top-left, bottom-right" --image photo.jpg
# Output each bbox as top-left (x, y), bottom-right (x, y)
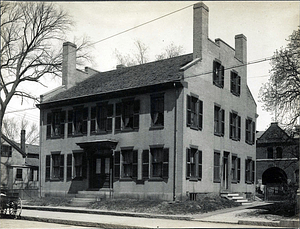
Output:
top-left (259, 28), bottom-right (300, 129)
top-left (0, 2), bottom-right (91, 184)
top-left (155, 42), bottom-right (184, 60)
top-left (114, 39), bottom-right (149, 67)
top-left (2, 116), bottom-right (39, 145)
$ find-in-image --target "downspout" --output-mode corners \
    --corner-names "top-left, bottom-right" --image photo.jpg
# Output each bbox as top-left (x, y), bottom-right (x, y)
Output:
top-left (173, 83), bottom-right (177, 201)
top-left (39, 108), bottom-right (42, 198)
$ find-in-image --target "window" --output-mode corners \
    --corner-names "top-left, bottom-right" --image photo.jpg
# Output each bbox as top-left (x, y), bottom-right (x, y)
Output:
top-left (1, 145), bottom-right (12, 157)
top-left (46, 110), bottom-right (66, 139)
top-left (151, 94), bottom-right (164, 127)
top-left (245, 158), bottom-right (255, 184)
top-left (151, 148), bottom-right (169, 179)
top-left (267, 147), bottom-right (273, 159)
top-left (232, 155), bottom-right (241, 183)
top-left (214, 105), bottom-right (225, 136)
top-left (121, 150), bottom-right (138, 179)
top-left (245, 118), bottom-right (255, 144)
top-left (230, 71), bottom-right (241, 96)
top-left (91, 103), bottom-right (113, 134)
top-left (74, 153), bottom-right (82, 178)
top-left (46, 155), bottom-right (50, 181)
top-left (213, 152), bottom-right (221, 182)
top-left (114, 151), bottom-right (121, 180)
top-left (52, 153), bottom-right (64, 180)
top-left (230, 112), bottom-right (241, 140)
top-left (16, 168), bottom-right (22, 180)
top-left (67, 107), bottom-right (88, 136)
top-left (186, 148), bottom-right (202, 180)
top-left (29, 168), bottom-right (34, 181)
top-left (276, 147), bottom-right (283, 158)
top-left (187, 95), bottom-right (203, 130)
top-left (115, 100), bottom-right (140, 131)
top-left (142, 150), bottom-right (149, 179)
top-left (213, 61), bottom-right (224, 88)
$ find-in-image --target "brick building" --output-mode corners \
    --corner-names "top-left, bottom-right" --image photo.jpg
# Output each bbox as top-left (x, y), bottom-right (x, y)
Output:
top-left (38, 2), bottom-right (257, 200)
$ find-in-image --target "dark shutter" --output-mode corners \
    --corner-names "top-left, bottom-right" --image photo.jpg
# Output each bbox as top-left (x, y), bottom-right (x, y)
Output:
top-left (132, 150), bottom-right (138, 179)
top-left (107, 104), bottom-right (113, 131)
top-left (213, 61), bottom-right (217, 83)
top-left (237, 158), bottom-right (241, 182)
top-left (60, 111), bottom-right (66, 138)
top-left (198, 100), bottom-right (203, 130)
top-left (60, 154), bottom-right (64, 180)
top-left (230, 72), bottom-right (234, 93)
top-left (186, 148), bottom-right (191, 178)
top-left (67, 154), bottom-right (72, 181)
top-left (82, 107), bottom-right (88, 134)
top-left (68, 110), bottom-right (73, 136)
top-left (162, 148), bottom-right (169, 179)
top-left (198, 150), bottom-right (202, 179)
top-left (187, 95), bottom-right (191, 126)
top-left (142, 150), bottom-right (149, 179)
top-left (46, 112), bottom-right (52, 138)
top-left (115, 103), bottom-right (122, 131)
top-left (221, 65), bottom-right (225, 87)
top-left (91, 106), bottom-right (97, 133)
top-left (238, 116), bottom-right (241, 140)
top-left (114, 151), bottom-right (120, 179)
top-left (133, 100), bottom-right (140, 129)
top-left (252, 121), bottom-right (256, 144)
top-left (82, 153), bottom-right (87, 178)
top-left (221, 109), bottom-right (225, 136)
top-left (251, 160), bottom-right (255, 183)
top-left (238, 75), bottom-right (241, 95)
top-left (245, 159), bottom-right (248, 183)
top-left (229, 112), bottom-right (233, 139)
top-left (46, 155), bottom-right (50, 180)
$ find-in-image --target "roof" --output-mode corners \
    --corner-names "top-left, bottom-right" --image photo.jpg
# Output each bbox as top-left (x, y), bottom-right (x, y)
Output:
top-left (1, 135), bottom-right (26, 157)
top-left (43, 54), bottom-right (193, 103)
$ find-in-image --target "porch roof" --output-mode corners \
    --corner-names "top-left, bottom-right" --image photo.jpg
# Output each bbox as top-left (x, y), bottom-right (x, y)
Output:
top-left (76, 139), bottom-right (118, 150)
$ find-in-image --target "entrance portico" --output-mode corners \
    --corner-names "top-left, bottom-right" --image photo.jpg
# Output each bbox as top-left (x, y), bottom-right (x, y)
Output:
top-left (77, 139), bottom-right (118, 190)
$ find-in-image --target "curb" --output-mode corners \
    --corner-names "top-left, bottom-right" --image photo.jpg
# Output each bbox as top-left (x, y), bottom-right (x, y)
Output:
top-left (21, 216), bottom-right (144, 229)
top-left (238, 220), bottom-right (280, 227)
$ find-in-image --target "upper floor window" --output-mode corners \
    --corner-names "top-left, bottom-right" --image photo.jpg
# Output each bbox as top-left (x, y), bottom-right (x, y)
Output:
top-left (214, 105), bottom-right (225, 136)
top-left (187, 95), bottom-right (203, 130)
top-left (267, 147), bottom-right (273, 159)
top-left (230, 112), bottom-right (241, 141)
top-left (276, 147), bottom-right (283, 158)
top-left (151, 94), bottom-right (164, 127)
top-left (46, 110), bottom-right (65, 139)
top-left (115, 99), bottom-right (140, 131)
top-left (230, 71), bottom-right (241, 96)
top-left (213, 61), bottom-right (224, 88)
top-left (245, 118), bottom-right (255, 145)
top-left (67, 107), bottom-right (88, 136)
top-left (186, 148), bottom-right (202, 180)
top-left (91, 103), bottom-right (113, 134)
top-left (1, 145), bottom-right (12, 157)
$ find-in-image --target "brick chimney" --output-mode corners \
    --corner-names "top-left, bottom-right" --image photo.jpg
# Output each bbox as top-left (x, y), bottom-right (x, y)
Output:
top-left (62, 42), bottom-right (77, 89)
top-left (21, 130), bottom-right (25, 152)
top-left (193, 2), bottom-right (209, 60)
top-left (235, 34), bottom-right (247, 64)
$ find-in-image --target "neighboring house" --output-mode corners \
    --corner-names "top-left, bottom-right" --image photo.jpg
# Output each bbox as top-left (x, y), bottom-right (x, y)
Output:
top-left (0, 130), bottom-right (39, 192)
top-left (256, 122), bottom-right (299, 200)
top-left (38, 2), bottom-right (257, 200)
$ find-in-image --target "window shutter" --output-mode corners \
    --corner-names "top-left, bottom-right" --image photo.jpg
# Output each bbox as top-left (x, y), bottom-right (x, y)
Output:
top-left (46, 155), bottom-right (50, 180)
top-left (187, 95), bottom-right (191, 126)
top-left (238, 116), bottom-right (241, 140)
top-left (133, 100), bottom-right (140, 129)
top-left (245, 159), bottom-right (248, 183)
top-left (186, 148), bottom-right (191, 178)
top-left (132, 150), bottom-right (138, 179)
top-left (60, 111), bottom-right (66, 138)
top-left (237, 158), bottom-right (241, 182)
top-left (142, 150), bottom-right (149, 179)
top-left (221, 109), bottom-right (225, 136)
top-left (162, 148), bottom-right (169, 179)
top-left (198, 100), bottom-right (203, 130)
top-left (82, 153), bottom-right (87, 178)
top-left (67, 154), bottom-right (72, 181)
top-left (230, 72), bottom-right (234, 93)
top-left (68, 110), bottom-right (73, 136)
top-left (91, 106), bottom-right (97, 133)
top-left (213, 61), bottom-right (217, 83)
top-left (47, 112), bottom-right (52, 138)
top-left (115, 103), bottom-right (122, 131)
top-left (82, 107), bottom-right (88, 134)
top-left (114, 151), bottom-right (120, 179)
top-left (251, 160), bottom-right (255, 183)
top-left (60, 154), bottom-right (64, 180)
top-left (238, 76), bottom-right (241, 95)
top-left (198, 150), bottom-right (202, 179)
top-left (221, 65), bottom-right (225, 87)
top-left (107, 104), bottom-right (113, 131)
top-left (252, 121), bottom-right (255, 144)
top-left (229, 113), bottom-right (233, 139)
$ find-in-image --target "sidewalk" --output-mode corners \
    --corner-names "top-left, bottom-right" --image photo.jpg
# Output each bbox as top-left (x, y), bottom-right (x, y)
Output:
top-left (20, 202), bottom-right (299, 228)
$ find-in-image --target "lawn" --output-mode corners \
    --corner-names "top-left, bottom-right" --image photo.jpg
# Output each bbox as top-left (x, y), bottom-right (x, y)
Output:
top-left (24, 193), bottom-right (240, 215)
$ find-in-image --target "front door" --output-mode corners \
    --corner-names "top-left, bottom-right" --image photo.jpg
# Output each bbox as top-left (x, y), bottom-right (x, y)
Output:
top-left (89, 156), bottom-right (111, 189)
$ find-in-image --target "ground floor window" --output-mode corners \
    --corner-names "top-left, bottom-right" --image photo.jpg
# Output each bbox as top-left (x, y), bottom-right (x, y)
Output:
top-left (16, 168), bottom-right (22, 180)
top-left (245, 158), bottom-right (255, 184)
top-left (231, 155), bottom-right (241, 183)
top-left (121, 149), bottom-right (138, 179)
top-left (51, 153), bottom-right (64, 180)
top-left (186, 148), bottom-right (202, 180)
top-left (213, 152), bottom-right (221, 183)
top-left (151, 147), bottom-right (169, 179)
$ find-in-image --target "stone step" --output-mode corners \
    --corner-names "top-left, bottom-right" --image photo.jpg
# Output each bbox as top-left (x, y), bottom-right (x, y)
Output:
top-left (236, 199), bottom-right (249, 203)
top-left (231, 196), bottom-right (244, 200)
top-left (241, 202), bottom-right (253, 206)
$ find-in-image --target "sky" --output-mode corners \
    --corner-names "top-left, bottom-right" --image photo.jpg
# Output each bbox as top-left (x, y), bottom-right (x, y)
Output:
top-left (5, 1), bottom-right (300, 136)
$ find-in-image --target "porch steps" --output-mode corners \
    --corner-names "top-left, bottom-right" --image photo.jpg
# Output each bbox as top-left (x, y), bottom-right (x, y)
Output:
top-left (69, 189), bottom-right (113, 207)
top-left (221, 193), bottom-right (252, 206)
